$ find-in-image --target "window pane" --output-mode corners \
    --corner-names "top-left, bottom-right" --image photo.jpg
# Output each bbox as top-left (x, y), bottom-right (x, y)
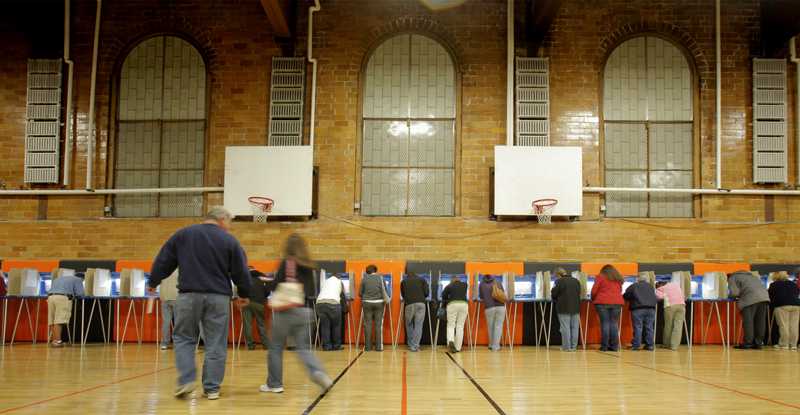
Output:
top-left (363, 120), bottom-right (408, 167)
top-left (116, 122), bottom-right (159, 169)
top-left (604, 123), bottom-right (647, 170)
top-left (605, 170), bottom-right (648, 217)
top-left (409, 121), bottom-right (454, 167)
top-left (408, 168), bottom-right (454, 216)
top-left (650, 123), bottom-right (692, 170)
top-left (361, 168), bottom-right (408, 216)
top-left (649, 171), bottom-right (692, 218)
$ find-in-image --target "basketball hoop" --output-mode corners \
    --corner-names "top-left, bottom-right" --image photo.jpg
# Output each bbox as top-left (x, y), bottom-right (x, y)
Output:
top-left (532, 199), bottom-right (558, 225)
top-left (249, 197), bottom-right (274, 223)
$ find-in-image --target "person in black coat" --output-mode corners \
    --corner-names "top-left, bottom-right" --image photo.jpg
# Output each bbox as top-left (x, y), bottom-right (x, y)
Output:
top-left (551, 268), bottom-right (581, 352)
top-left (622, 274), bottom-right (657, 350)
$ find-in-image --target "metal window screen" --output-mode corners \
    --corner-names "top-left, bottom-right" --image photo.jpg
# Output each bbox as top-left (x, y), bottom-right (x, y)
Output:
top-left (114, 36), bottom-right (206, 217)
top-left (603, 36), bottom-right (693, 218)
top-left (361, 34), bottom-right (455, 216)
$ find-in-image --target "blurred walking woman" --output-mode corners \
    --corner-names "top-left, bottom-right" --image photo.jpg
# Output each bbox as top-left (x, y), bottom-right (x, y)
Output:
top-left (442, 276), bottom-right (469, 353)
top-left (261, 234), bottom-right (332, 394)
top-left (590, 264), bottom-right (625, 351)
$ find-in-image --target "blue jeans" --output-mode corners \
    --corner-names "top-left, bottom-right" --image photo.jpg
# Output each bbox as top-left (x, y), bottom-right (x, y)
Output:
top-left (630, 308), bottom-right (655, 348)
top-left (267, 307), bottom-right (327, 389)
top-left (558, 313), bottom-right (580, 351)
top-left (160, 300), bottom-right (176, 347)
top-left (404, 303), bottom-right (426, 351)
top-left (317, 303), bottom-right (342, 350)
top-left (173, 293), bottom-right (230, 393)
top-left (484, 306), bottom-right (505, 351)
top-left (595, 304), bottom-right (622, 351)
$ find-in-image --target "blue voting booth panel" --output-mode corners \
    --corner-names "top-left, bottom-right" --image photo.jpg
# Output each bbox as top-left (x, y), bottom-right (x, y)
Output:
top-left (438, 274), bottom-right (468, 301)
top-left (516, 275), bottom-right (536, 299)
top-left (585, 276), bottom-right (595, 299)
top-left (361, 273), bottom-right (393, 299)
top-left (336, 274), bottom-right (353, 300)
top-left (400, 274), bottom-right (433, 301)
top-left (41, 274), bottom-right (51, 295)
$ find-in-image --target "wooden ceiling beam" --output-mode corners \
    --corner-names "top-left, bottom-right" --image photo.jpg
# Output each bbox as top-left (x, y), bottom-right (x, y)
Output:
top-left (261, 0), bottom-right (293, 39)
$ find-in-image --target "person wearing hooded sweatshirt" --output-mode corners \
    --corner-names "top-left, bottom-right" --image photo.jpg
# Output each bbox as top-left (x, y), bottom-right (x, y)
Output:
top-left (478, 274), bottom-right (505, 352)
top-left (551, 268), bottom-right (581, 352)
top-left (728, 270), bottom-right (770, 350)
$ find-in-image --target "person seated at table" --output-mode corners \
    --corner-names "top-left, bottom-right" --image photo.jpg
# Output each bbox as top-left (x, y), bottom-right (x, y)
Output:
top-left (655, 280), bottom-right (686, 350)
top-left (551, 268), bottom-right (581, 352)
top-left (728, 270), bottom-right (770, 350)
top-left (623, 274), bottom-right (657, 351)
top-left (767, 271), bottom-right (799, 351)
top-left (48, 272), bottom-right (85, 348)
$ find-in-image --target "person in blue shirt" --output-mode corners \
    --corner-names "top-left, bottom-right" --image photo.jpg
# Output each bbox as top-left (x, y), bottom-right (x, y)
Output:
top-left (147, 205), bottom-right (252, 401)
top-left (48, 272), bottom-right (85, 348)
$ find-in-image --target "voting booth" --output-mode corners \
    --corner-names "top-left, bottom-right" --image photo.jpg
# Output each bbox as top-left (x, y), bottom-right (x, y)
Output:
top-left (85, 268), bottom-right (112, 297)
top-left (8, 268), bottom-right (41, 296)
top-left (702, 271), bottom-right (727, 299)
top-left (119, 268), bottom-right (146, 297)
top-left (670, 271), bottom-right (693, 298)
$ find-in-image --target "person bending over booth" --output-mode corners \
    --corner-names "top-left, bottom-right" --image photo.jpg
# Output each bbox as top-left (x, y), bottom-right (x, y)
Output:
top-left (551, 268), bottom-right (581, 352)
top-left (401, 272), bottom-right (429, 352)
top-left (655, 280), bottom-right (686, 350)
top-left (317, 273), bottom-right (347, 351)
top-left (478, 273), bottom-right (505, 352)
top-left (48, 272), bottom-right (85, 348)
top-left (442, 275), bottom-right (469, 353)
top-left (728, 270), bottom-right (770, 350)
top-left (590, 264), bottom-right (624, 352)
top-left (359, 264), bottom-right (388, 352)
top-left (623, 274), bottom-right (657, 351)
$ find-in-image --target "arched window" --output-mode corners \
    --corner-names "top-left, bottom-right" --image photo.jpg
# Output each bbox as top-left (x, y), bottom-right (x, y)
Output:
top-left (361, 34), bottom-right (456, 216)
top-left (602, 36), bottom-right (694, 218)
top-left (113, 35), bottom-right (207, 217)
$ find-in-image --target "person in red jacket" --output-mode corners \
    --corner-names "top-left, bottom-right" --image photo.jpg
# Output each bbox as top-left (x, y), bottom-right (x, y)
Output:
top-left (590, 264), bottom-right (625, 351)
top-left (0, 272), bottom-right (7, 296)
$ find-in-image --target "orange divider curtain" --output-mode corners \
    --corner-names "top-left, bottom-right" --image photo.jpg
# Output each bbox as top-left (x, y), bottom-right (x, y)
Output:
top-left (344, 260), bottom-right (406, 346)
top-left (465, 262), bottom-right (524, 345)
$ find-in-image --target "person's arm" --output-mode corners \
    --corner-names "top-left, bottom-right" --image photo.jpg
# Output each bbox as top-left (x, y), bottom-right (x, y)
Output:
top-left (73, 278), bottom-right (85, 297)
top-left (358, 276), bottom-right (366, 298)
top-left (622, 283), bottom-right (634, 301)
top-left (590, 275), bottom-right (602, 299)
top-left (551, 279), bottom-right (560, 299)
top-left (655, 286), bottom-right (665, 300)
top-left (400, 279), bottom-right (407, 300)
top-left (423, 279), bottom-right (430, 300)
top-left (441, 285), bottom-right (451, 303)
top-left (727, 276), bottom-right (740, 299)
top-left (148, 234), bottom-right (180, 292)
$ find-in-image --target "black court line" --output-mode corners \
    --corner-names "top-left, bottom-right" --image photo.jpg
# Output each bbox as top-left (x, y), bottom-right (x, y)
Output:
top-left (302, 351), bottom-right (364, 415)
top-left (445, 353), bottom-right (506, 415)
top-left (596, 350), bottom-right (621, 358)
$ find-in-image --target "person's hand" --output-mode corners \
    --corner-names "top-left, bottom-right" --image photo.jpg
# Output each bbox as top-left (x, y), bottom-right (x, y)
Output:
top-left (146, 286), bottom-right (157, 296)
top-left (258, 276), bottom-right (274, 282)
top-left (236, 297), bottom-right (250, 308)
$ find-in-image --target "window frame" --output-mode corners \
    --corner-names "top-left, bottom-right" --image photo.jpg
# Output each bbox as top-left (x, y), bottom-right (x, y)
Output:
top-left (598, 33), bottom-right (701, 218)
top-left (355, 31), bottom-right (462, 217)
top-left (107, 32), bottom-right (212, 218)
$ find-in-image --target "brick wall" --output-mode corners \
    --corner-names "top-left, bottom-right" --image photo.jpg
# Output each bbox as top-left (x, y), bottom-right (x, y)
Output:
top-left (1, 0), bottom-right (799, 264)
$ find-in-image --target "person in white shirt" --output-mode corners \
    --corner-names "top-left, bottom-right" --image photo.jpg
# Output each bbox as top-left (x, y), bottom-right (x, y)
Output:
top-left (317, 273), bottom-right (347, 351)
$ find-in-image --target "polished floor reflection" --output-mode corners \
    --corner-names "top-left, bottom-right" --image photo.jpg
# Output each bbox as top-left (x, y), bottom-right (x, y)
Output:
top-left (0, 343), bottom-right (798, 414)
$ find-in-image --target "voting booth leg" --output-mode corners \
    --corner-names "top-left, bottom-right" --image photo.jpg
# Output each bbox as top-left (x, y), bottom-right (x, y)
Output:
top-left (33, 299), bottom-right (41, 345)
top-left (347, 302), bottom-right (354, 350)
top-left (355, 311), bottom-right (363, 350)
top-left (2, 299), bottom-right (7, 346)
top-left (433, 317), bottom-right (440, 351)
top-left (472, 302), bottom-right (481, 348)
top-left (426, 302), bottom-right (433, 351)
top-left (465, 311), bottom-right (474, 351)
top-left (582, 303), bottom-right (589, 350)
top-left (394, 305), bottom-right (404, 349)
top-left (386, 303), bottom-right (395, 350)
top-left (10, 299), bottom-right (35, 346)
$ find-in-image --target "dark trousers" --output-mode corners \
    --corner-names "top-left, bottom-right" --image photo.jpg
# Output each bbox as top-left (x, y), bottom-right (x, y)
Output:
top-left (595, 304), bottom-right (622, 351)
top-left (740, 301), bottom-right (769, 347)
top-left (317, 303), bottom-right (342, 350)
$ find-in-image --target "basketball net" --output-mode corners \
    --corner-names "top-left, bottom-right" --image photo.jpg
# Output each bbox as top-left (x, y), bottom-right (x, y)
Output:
top-left (532, 199), bottom-right (558, 225)
top-left (249, 197), bottom-right (274, 223)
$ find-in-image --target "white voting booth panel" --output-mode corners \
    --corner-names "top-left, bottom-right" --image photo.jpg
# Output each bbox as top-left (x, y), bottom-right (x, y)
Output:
top-left (224, 146), bottom-right (313, 217)
top-left (671, 271), bottom-right (693, 298)
top-left (702, 271), bottom-right (727, 299)
top-left (494, 146), bottom-right (582, 216)
top-left (85, 268), bottom-right (112, 296)
top-left (8, 268), bottom-right (41, 296)
top-left (120, 268), bottom-right (146, 297)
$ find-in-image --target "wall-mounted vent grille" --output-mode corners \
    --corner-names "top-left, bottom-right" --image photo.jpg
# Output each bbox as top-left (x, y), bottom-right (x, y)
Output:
top-left (515, 57), bottom-right (549, 146)
top-left (752, 58), bottom-right (787, 184)
top-left (25, 59), bottom-right (62, 184)
top-left (268, 57), bottom-right (305, 146)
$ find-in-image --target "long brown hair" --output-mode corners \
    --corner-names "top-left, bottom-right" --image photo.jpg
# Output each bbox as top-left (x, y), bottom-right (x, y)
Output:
top-left (284, 233), bottom-right (317, 269)
top-left (599, 264), bottom-right (624, 283)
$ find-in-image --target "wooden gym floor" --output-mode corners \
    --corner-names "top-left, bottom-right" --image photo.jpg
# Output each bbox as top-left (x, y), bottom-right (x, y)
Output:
top-left (0, 343), bottom-right (798, 414)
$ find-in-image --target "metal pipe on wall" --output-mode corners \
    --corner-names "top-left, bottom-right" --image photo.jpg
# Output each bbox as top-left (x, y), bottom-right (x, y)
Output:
top-left (308, 0), bottom-right (320, 149)
top-left (86, 0), bottom-right (102, 190)
top-left (715, 0), bottom-right (722, 189)
top-left (63, 0), bottom-right (75, 187)
top-left (583, 186), bottom-right (800, 196)
top-left (790, 37), bottom-right (800, 188)
top-left (0, 187), bottom-right (223, 196)
top-left (506, 0), bottom-right (514, 146)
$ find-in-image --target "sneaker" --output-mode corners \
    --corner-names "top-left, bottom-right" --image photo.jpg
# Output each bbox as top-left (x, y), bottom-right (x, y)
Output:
top-left (733, 344), bottom-right (753, 350)
top-left (174, 382), bottom-right (196, 397)
top-left (626, 346), bottom-right (641, 351)
top-left (448, 341), bottom-right (457, 354)
top-left (312, 371), bottom-right (333, 394)
top-left (259, 384), bottom-right (284, 393)
top-left (160, 344), bottom-right (168, 350)
top-left (791, 347), bottom-right (797, 351)
top-left (560, 347), bottom-right (569, 351)
top-left (50, 341), bottom-right (67, 348)
top-left (202, 391), bottom-right (220, 400)
top-left (774, 344), bottom-right (781, 349)
top-left (659, 345), bottom-right (670, 349)
top-left (644, 346), bottom-right (654, 351)
top-left (781, 346), bottom-right (790, 350)
top-left (247, 344), bottom-right (256, 351)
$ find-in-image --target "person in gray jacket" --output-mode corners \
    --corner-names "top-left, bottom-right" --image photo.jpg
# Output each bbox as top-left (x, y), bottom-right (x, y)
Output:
top-left (550, 268), bottom-right (581, 352)
top-left (359, 264), bottom-right (388, 351)
top-left (728, 270), bottom-right (770, 350)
